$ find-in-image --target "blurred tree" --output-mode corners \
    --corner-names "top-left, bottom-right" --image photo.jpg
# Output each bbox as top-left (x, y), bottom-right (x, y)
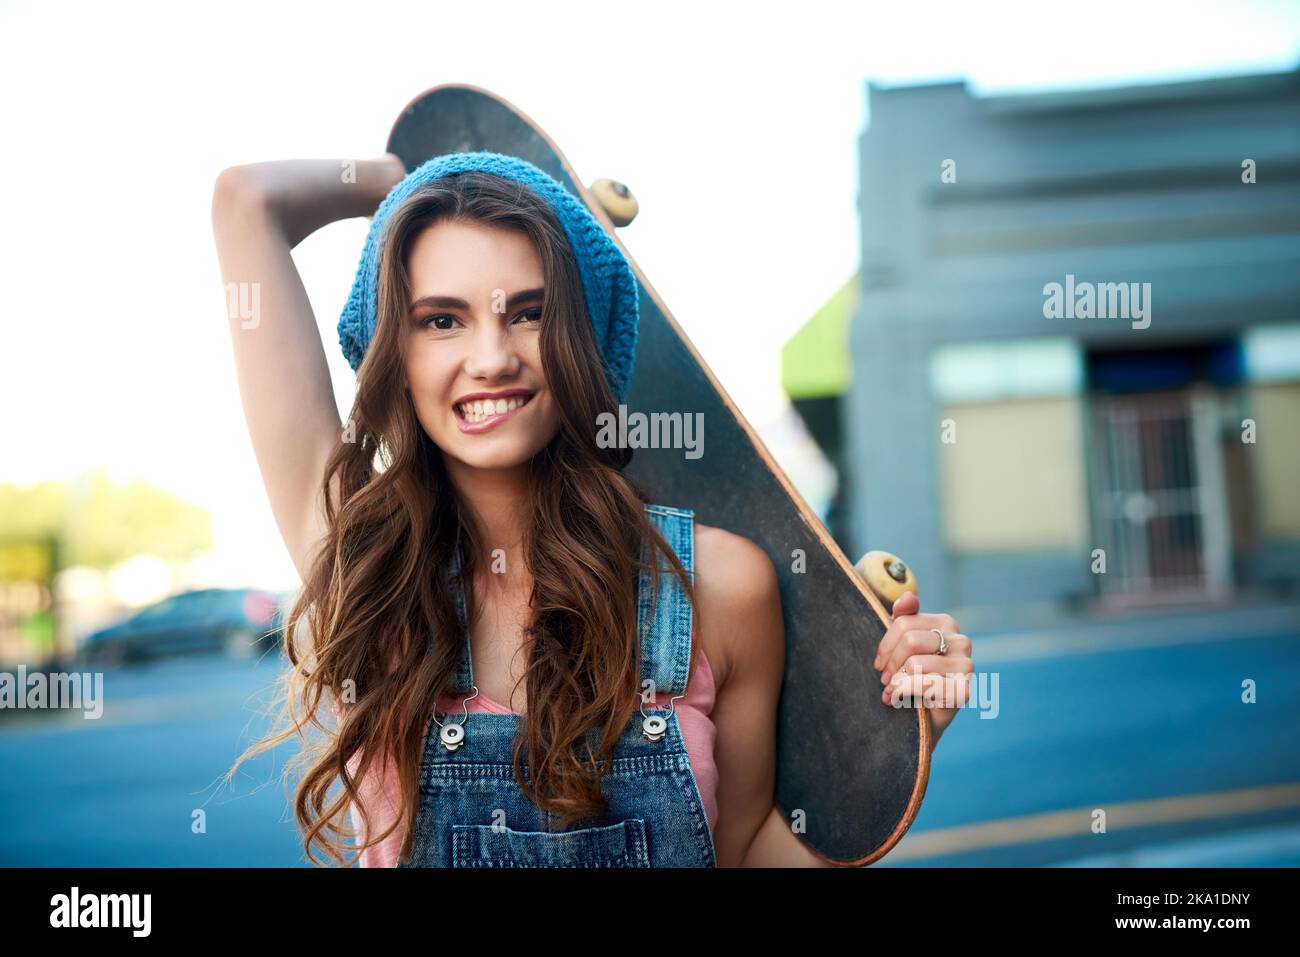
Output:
top-left (0, 468), bottom-right (211, 569)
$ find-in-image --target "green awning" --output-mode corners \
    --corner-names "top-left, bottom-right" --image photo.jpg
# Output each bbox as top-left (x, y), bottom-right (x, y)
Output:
top-left (780, 274), bottom-right (857, 400)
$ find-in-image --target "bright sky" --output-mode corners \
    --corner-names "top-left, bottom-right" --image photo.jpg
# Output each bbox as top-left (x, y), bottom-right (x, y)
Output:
top-left (2, 0), bottom-right (1297, 589)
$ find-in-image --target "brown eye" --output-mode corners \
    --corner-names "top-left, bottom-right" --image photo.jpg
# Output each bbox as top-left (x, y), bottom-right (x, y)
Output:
top-left (514, 307), bottom-right (543, 324)
top-left (420, 314), bottom-right (457, 330)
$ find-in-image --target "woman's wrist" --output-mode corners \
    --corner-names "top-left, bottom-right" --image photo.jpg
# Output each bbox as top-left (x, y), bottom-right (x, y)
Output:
top-left (368, 153), bottom-right (408, 199)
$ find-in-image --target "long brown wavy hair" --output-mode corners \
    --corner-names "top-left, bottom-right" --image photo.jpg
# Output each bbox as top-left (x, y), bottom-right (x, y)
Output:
top-left (225, 170), bottom-right (696, 867)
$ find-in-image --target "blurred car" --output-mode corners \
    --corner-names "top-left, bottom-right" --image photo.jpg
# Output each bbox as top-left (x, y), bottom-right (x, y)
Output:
top-left (79, 588), bottom-right (289, 665)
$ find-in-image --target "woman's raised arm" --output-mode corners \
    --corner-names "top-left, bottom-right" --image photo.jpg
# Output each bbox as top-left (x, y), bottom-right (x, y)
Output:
top-left (209, 155), bottom-right (405, 579)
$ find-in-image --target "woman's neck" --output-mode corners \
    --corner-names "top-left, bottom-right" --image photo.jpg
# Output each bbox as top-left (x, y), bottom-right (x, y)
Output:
top-left (444, 456), bottom-right (531, 578)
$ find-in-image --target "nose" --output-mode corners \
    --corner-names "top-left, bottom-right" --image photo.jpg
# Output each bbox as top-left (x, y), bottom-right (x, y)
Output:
top-left (462, 315), bottom-right (521, 380)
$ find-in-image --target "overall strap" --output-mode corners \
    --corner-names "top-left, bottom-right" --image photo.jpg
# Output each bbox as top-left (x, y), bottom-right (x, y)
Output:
top-left (637, 504), bottom-right (696, 698)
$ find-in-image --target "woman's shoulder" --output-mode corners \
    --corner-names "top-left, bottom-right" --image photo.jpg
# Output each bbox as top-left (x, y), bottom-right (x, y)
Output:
top-left (692, 522), bottom-right (773, 583)
top-left (641, 503), bottom-right (775, 593)
top-left (640, 503), bottom-right (764, 566)
top-left (690, 521), bottom-right (783, 693)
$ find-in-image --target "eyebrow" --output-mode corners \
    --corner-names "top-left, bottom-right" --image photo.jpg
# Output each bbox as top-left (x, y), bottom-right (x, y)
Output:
top-left (408, 287), bottom-right (545, 315)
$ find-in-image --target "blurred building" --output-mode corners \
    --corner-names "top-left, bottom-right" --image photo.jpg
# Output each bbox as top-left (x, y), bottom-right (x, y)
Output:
top-left (784, 67), bottom-right (1300, 611)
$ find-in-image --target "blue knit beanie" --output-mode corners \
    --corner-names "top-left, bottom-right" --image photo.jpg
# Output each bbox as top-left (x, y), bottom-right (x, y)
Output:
top-left (337, 151), bottom-right (639, 402)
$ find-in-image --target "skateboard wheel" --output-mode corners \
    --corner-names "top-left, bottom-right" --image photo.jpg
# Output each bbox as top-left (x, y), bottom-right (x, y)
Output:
top-left (590, 178), bottom-right (638, 226)
top-left (853, 550), bottom-right (918, 607)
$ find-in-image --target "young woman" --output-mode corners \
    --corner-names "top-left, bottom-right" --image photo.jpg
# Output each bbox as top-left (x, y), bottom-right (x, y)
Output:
top-left (209, 151), bottom-right (973, 868)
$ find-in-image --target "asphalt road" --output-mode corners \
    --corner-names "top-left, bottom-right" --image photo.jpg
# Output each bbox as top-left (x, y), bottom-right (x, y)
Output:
top-left (0, 653), bottom-right (305, 866)
top-left (2, 619), bottom-right (1297, 867)
top-left (881, 618), bottom-right (1300, 866)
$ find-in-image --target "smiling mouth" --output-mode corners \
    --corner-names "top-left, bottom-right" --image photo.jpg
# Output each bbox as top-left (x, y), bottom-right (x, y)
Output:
top-left (454, 393), bottom-right (534, 426)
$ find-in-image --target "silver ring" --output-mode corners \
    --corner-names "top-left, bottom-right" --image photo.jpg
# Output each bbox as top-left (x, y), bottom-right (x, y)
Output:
top-left (930, 628), bottom-right (948, 655)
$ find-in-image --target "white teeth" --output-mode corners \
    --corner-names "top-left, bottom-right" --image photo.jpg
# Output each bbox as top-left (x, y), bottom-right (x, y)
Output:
top-left (456, 394), bottom-right (531, 423)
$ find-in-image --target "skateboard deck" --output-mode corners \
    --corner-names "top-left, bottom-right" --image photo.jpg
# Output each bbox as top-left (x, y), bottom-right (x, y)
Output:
top-left (384, 83), bottom-right (930, 865)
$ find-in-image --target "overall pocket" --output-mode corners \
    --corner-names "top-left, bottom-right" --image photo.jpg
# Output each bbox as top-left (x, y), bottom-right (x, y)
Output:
top-left (450, 818), bottom-right (651, 868)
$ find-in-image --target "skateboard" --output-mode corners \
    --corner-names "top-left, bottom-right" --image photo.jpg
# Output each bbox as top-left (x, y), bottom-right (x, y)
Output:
top-left (383, 84), bottom-right (930, 865)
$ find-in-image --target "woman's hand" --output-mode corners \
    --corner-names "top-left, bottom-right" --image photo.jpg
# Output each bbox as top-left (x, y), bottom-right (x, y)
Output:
top-left (228, 155), bottom-right (407, 247)
top-left (873, 592), bottom-right (974, 744)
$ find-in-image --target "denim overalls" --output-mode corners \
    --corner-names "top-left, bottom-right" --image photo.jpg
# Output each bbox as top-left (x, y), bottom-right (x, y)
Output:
top-left (399, 504), bottom-right (717, 867)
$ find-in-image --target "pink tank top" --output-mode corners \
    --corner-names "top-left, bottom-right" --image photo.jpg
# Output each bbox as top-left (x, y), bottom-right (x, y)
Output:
top-left (340, 648), bottom-right (719, 867)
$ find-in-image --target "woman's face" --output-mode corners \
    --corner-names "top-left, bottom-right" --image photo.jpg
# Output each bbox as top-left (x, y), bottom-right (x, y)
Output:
top-left (402, 219), bottom-right (562, 473)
